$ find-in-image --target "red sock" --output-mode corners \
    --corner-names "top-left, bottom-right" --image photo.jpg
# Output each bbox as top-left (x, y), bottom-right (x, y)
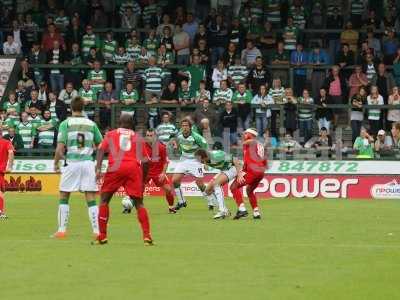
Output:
top-left (248, 190), bottom-right (258, 210)
top-left (0, 194), bottom-right (4, 213)
top-left (137, 207), bottom-right (151, 239)
top-left (165, 190), bottom-right (174, 206)
top-left (231, 186), bottom-right (244, 207)
top-left (98, 203), bottom-right (109, 241)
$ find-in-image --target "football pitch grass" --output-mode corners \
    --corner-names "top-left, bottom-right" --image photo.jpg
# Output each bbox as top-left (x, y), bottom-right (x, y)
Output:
top-left (1, 195), bottom-right (400, 300)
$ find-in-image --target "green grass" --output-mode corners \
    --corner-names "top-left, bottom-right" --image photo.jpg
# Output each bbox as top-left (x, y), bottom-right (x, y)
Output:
top-left (1, 195), bottom-right (400, 300)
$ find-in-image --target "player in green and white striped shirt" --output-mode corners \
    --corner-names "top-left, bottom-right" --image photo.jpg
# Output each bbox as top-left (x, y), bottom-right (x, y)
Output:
top-left (79, 79), bottom-right (97, 120)
top-left (53, 96), bottom-right (103, 239)
top-left (37, 110), bottom-right (57, 148)
top-left (155, 111), bottom-right (178, 144)
top-left (17, 112), bottom-right (36, 149)
top-left (119, 82), bottom-right (139, 115)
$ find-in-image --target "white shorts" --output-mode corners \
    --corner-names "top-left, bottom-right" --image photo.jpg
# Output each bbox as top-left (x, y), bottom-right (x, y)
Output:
top-left (173, 158), bottom-right (204, 178)
top-left (221, 166), bottom-right (238, 181)
top-left (59, 160), bottom-right (98, 192)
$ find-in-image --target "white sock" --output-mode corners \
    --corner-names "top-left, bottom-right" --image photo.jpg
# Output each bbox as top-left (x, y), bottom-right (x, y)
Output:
top-left (88, 205), bottom-right (99, 235)
top-left (174, 187), bottom-right (186, 204)
top-left (202, 191), bottom-right (216, 206)
top-left (239, 203), bottom-right (247, 212)
top-left (213, 185), bottom-right (226, 212)
top-left (57, 204), bottom-right (69, 232)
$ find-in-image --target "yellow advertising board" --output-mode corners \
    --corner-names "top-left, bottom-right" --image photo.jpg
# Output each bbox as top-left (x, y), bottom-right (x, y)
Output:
top-left (5, 174), bottom-right (60, 195)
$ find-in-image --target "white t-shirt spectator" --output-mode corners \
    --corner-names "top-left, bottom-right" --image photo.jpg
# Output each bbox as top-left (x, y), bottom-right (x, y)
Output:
top-left (3, 41), bottom-right (21, 55)
top-left (211, 67), bottom-right (228, 89)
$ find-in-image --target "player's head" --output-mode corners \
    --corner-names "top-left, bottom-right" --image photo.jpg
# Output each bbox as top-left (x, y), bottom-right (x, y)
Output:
top-left (180, 118), bottom-right (192, 135)
top-left (194, 148), bottom-right (209, 164)
top-left (145, 128), bottom-right (156, 143)
top-left (119, 114), bottom-right (134, 129)
top-left (243, 128), bottom-right (258, 141)
top-left (71, 96), bottom-right (84, 114)
top-left (212, 141), bottom-right (224, 151)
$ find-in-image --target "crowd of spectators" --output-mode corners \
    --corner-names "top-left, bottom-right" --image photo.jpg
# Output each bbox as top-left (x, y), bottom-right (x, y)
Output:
top-left (1, 0), bottom-right (400, 158)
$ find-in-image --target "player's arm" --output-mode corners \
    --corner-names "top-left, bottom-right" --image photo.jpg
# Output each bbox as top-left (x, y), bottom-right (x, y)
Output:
top-left (159, 145), bottom-right (169, 181)
top-left (192, 131), bottom-right (208, 149)
top-left (54, 121), bottom-right (67, 172)
top-left (6, 144), bottom-right (15, 173)
top-left (95, 132), bottom-right (108, 180)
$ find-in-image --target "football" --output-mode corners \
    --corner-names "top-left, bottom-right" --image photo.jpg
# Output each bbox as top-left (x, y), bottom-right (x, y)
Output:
top-left (121, 196), bottom-right (134, 210)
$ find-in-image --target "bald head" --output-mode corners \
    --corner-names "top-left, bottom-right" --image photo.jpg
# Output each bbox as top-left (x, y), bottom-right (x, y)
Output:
top-left (119, 114), bottom-right (134, 129)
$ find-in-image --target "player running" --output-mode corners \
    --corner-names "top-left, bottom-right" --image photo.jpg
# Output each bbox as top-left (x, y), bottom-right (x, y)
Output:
top-left (53, 96), bottom-right (103, 238)
top-left (95, 114), bottom-right (153, 246)
top-left (230, 128), bottom-right (267, 220)
top-left (171, 118), bottom-right (216, 210)
top-left (0, 127), bottom-right (14, 219)
top-left (196, 142), bottom-right (241, 219)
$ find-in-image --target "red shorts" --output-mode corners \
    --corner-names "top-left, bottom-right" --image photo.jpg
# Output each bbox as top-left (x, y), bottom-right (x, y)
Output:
top-left (0, 174), bottom-right (4, 192)
top-left (145, 175), bottom-right (170, 187)
top-left (236, 172), bottom-right (264, 189)
top-left (101, 164), bottom-right (143, 198)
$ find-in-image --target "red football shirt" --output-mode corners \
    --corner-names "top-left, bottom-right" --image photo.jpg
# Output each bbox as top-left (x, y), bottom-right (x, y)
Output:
top-left (243, 141), bottom-right (267, 174)
top-left (0, 138), bottom-right (14, 173)
top-left (144, 141), bottom-right (168, 177)
top-left (99, 128), bottom-right (148, 171)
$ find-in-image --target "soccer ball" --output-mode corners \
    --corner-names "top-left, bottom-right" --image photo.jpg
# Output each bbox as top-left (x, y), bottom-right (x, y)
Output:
top-left (121, 196), bottom-right (134, 210)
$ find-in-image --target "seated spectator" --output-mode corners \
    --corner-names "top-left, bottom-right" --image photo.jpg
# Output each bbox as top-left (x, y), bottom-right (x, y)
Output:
top-left (47, 91), bottom-right (67, 122)
top-left (279, 133), bottom-right (302, 155)
top-left (119, 82), bottom-right (139, 116)
top-left (315, 88), bottom-right (333, 133)
top-left (283, 88), bottom-right (297, 136)
top-left (387, 86), bottom-right (400, 129)
top-left (87, 60), bottom-right (106, 98)
top-left (353, 127), bottom-right (374, 158)
top-left (79, 79), bottom-right (97, 120)
top-left (213, 80), bottom-right (233, 108)
top-left (306, 127), bottom-right (333, 150)
top-left (81, 25), bottom-right (100, 58)
top-left (219, 101), bottom-right (238, 145)
top-left (241, 40), bottom-right (262, 67)
top-left (340, 21), bottom-right (359, 53)
top-left (263, 128), bottom-right (278, 149)
top-left (367, 85), bottom-right (384, 136)
top-left (297, 89), bottom-right (314, 145)
top-left (58, 82), bottom-right (78, 108)
top-left (349, 65), bottom-right (368, 99)
top-left (98, 82), bottom-right (118, 129)
top-left (247, 56), bottom-right (271, 94)
top-left (232, 82), bottom-right (253, 130)
top-left (3, 34), bottom-right (21, 55)
top-left (371, 63), bottom-right (396, 105)
top-left (156, 112), bottom-right (178, 144)
top-left (37, 82), bottom-right (49, 103)
top-left (374, 129), bottom-right (394, 156)
top-left (41, 23), bottom-right (65, 52)
top-left (227, 57), bottom-right (248, 90)
top-left (3, 127), bottom-right (24, 150)
top-left (390, 122), bottom-right (400, 149)
top-left (178, 79), bottom-right (195, 111)
top-left (27, 107), bottom-right (43, 132)
top-left (160, 81), bottom-right (179, 104)
top-left (335, 43), bottom-right (355, 79)
top-left (195, 80), bottom-right (211, 103)
top-left (138, 47), bottom-right (150, 65)
top-left (145, 94), bottom-right (160, 129)
top-left (223, 42), bottom-right (238, 68)
top-left (16, 112), bottom-right (35, 149)
top-left (25, 89), bottom-right (44, 113)
top-left (212, 60), bottom-right (228, 89)
top-left (37, 110), bottom-right (57, 149)
top-left (84, 47), bottom-right (104, 66)
top-left (3, 92), bottom-right (21, 118)
top-left (252, 84), bottom-right (273, 136)
top-left (194, 99), bottom-right (216, 140)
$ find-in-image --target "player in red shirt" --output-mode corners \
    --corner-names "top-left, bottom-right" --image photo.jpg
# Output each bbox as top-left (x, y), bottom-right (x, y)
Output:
top-left (230, 128), bottom-right (267, 220)
top-left (143, 128), bottom-right (176, 213)
top-left (94, 114), bottom-right (152, 245)
top-left (0, 128), bottom-right (15, 219)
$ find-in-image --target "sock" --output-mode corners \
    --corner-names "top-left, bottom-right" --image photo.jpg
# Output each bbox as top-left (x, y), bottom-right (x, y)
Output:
top-left (98, 203), bottom-right (109, 240)
top-left (213, 185), bottom-right (226, 212)
top-left (248, 191), bottom-right (259, 211)
top-left (87, 200), bottom-right (99, 235)
top-left (0, 194), bottom-right (4, 213)
top-left (239, 203), bottom-right (246, 212)
top-left (231, 186), bottom-right (245, 209)
top-left (202, 191), bottom-right (216, 206)
top-left (174, 185), bottom-right (186, 204)
top-left (165, 190), bottom-right (174, 207)
top-left (137, 207), bottom-right (151, 239)
top-left (57, 199), bottom-right (69, 233)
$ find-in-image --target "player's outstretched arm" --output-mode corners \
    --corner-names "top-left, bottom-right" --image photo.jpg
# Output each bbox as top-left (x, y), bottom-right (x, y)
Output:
top-left (6, 149), bottom-right (14, 173)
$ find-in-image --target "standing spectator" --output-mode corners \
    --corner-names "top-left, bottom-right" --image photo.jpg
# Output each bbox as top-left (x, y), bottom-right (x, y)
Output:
top-left (350, 0), bottom-right (366, 29)
top-left (84, 47), bottom-right (104, 67)
top-left (98, 82), bottom-right (118, 129)
top-left (119, 82), bottom-right (139, 116)
top-left (3, 127), bottom-right (24, 150)
top-left (37, 82), bottom-right (49, 103)
top-left (79, 79), bottom-right (97, 120)
top-left (65, 16), bottom-right (83, 48)
top-left (228, 17), bottom-right (245, 50)
top-left (194, 24), bottom-right (209, 47)
top-left (47, 91), bottom-right (67, 122)
top-left (160, 26), bottom-right (174, 54)
top-left (183, 13), bottom-right (199, 44)
top-left (120, 0), bottom-right (141, 27)
top-left (240, 40), bottom-right (262, 67)
top-left (143, 29), bottom-right (160, 58)
top-left (382, 28), bottom-right (399, 65)
top-left (142, 56), bottom-right (166, 102)
top-left (64, 42), bottom-right (83, 88)
top-left (340, 21), bottom-right (359, 53)
top-left (252, 84), bottom-right (273, 135)
top-left (222, 42), bottom-right (238, 68)
top-left (247, 56), bottom-right (271, 94)
top-left (157, 44), bottom-right (174, 85)
top-left (232, 82), bottom-right (252, 130)
top-left (282, 17), bottom-right (299, 51)
top-left (16, 112), bottom-right (36, 149)
top-left (58, 82), bottom-right (78, 109)
top-left (37, 110), bottom-right (57, 149)
top-left (81, 25), bottom-right (100, 58)
top-left (142, 0), bottom-right (158, 27)
top-left (289, 1), bottom-right (306, 29)
top-left (315, 88), bottom-right (333, 133)
top-left (363, 53), bottom-right (378, 83)
top-left (47, 40), bottom-right (65, 93)
top-left (268, 78), bottom-right (285, 137)
top-left (194, 99), bottom-right (217, 139)
top-left (297, 88), bottom-right (314, 144)
top-left (270, 41), bottom-right (290, 86)
top-left (211, 59), bottom-right (228, 89)
top-left (112, 46), bottom-right (130, 95)
top-left (156, 112), bottom-right (178, 144)
top-left (157, 14), bottom-right (175, 37)
top-left (367, 85), bottom-right (384, 136)
top-left (366, 28), bottom-right (382, 58)
top-left (195, 80), bottom-right (211, 103)
top-left (309, 43), bottom-right (329, 99)
top-left (3, 35), bottom-right (21, 55)
top-left (335, 43), bottom-right (355, 79)
top-left (41, 23), bottom-right (65, 52)
top-left (23, 14), bottom-right (39, 51)
top-left (213, 80), bottom-right (233, 108)
top-left (219, 101), bottom-right (238, 145)
top-left (227, 57), bottom-right (248, 90)
top-left (323, 65), bottom-right (347, 128)
top-left (349, 65), bottom-right (369, 99)
top-left (353, 127), bottom-right (374, 158)
top-left (290, 43), bottom-right (308, 97)
top-left (393, 49), bottom-right (400, 86)
top-left (121, 7), bottom-right (137, 29)
top-left (350, 86), bottom-right (368, 143)
top-left (54, 9), bottom-right (69, 34)
top-left (3, 92), bottom-right (20, 117)
top-left (27, 41), bottom-right (47, 85)
top-left (387, 87), bottom-right (400, 130)
top-left (173, 24), bottom-right (190, 65)
top-left (371, 63), bottom-right (396, 105)
top-left (101, 31), bottom-right (117, 64)
top-left (208, 14), bottom-right (228, 66)
top-left (265, 0), bottom-right (281, 28)
top-left (178, 54), bottom-right (206, 92)
top-left (87, 60), bottom-right (106, 98)
top-left (259, 21), bottom-right (276, 57)
top-left (283, 88), bottom-right (298, 136)
top-left (160, 81), bottom-right (179, 106)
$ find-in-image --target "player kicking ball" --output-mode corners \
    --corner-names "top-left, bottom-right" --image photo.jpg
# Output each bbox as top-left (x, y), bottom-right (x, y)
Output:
top-left (53, 97), bottom-right (103, 238)
top-left (230, 128), bottom-right (267, 220)
top-left (170, 118), bottom-right (217, 211)
top-left (196, 142), bottom-right (241, 219)
top-left (95, 114), bottom-right (153, 246)
top-left (0, 128), bottom-right (14, 219)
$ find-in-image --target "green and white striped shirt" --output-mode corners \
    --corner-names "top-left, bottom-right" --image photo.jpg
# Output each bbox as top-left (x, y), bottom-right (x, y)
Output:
top-left (143, 4), bottom-right (158, 24)
top-left (119, 89), bottom-right (139, 112)
top-left (113, 53), bottom-right (130, 79)
top-left (268, 87), bottom-right (285, 104)
top-left (81, 34), bottom-right (98, 56)
top-left (177, 131), bottom-right (208, 159)
top-left (213, 88), bottom-right (233, 104)
top-left (156, 122), bottom-right (178, 144)
top-left (79, 88), bottom-right (97, 117)
top-left (87, 69), bottom-right (106, 95)
top-left (38, 119), bottom-right (57, 146)
top-left (351, 0), bottom-right (365, 15)
top-left (57, 117), bottom-right (103, 161)
top-left (367, 95), bottom-right (384, 120)
top-left (143, 37), bottom-right (160, 57)
top-left (143, 66), bottom-right (165, 92)
top-left (297, 97), bottom-right (314, 121)
top-left (126, 43), bottom-right (142, 61)
top-left (17, 122), bottom-right (36, 149)
top-left (227, 65), bottom-right (248, 86)
top-left (28, 115), bottom-right (43, 129)
top-left (102, 39), bottom-right (117, 63)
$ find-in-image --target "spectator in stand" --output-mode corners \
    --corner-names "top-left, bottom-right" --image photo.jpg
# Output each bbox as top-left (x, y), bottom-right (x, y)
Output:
top-left (143, 29), bottom-right (160, 58)
top-left (3, 92), bottom-right (20, 117)
top-left (58, 82), bottom-right (78, 109)
top-left (66, 16), bottom-right (83, 49)
top-left (315, 88), bottom-right (333, 133)
top-left (3, 35), bottom-right (21, 55)
top-left (27, 41), bottom-right (47, 85)
top-left (393, 49), bottom-right (400, 86)
top-left (143, 56), bottom-right (166, 102)
top-left (119, 82), bottom-right (139, 116)
top-left (160, 26), bottom-right (174, 55)
top-left (374, 129), bottom-right (394, 156)
top-left (387, 86), bottom-right (400, 129)
top-left (195, 80), bottom-right (211, 103)
top-left (145, 94), bottom-right (160, 129)
top-left (98, 82), bottom-right (118, 129)
top-left (208, 14), bottom-right (228, 66)
top-left (232, 82), bottom-right (252, 130)
top-left (367, 85), bottom-right (384, 136)
top-left (47, 91), bottom-right (67, 122)
top-left (37, 82), bottom-right (49, 103)
top-left (19, 59), bottom-right (35, 88)
top-left (290, 43), bottom-right (308, 97)
top-left (390, 122), bottom-right (400, 149)
top-left (23, 14), bottom-right (40, 51)
top-left (196, 38), bottom-right (211, 66)
top-left (101, 31), bottom-right (117, 64)
top-left (211, 59), bottom-right (228, 89)
top-left (213, 79), bottom-right (233, 109)
top-left (178, 79), bottom-right (195, 106)
top-left (41, 23), bottom-right (65, 52)
top-left (121, 7), bottom-right (137, 30)
top-left (194, 98), bottom-right (217, 140)
top-left (335, 43), bottom-right (355, 79)
top-left (183, 13), bottom-right (199, 44)
top-left (87, 60), bottom-right (106, 98)
top-left (17, 112), bottom-right (36, 150)
top-left (47, 40), bottom-right (65, 93)
top-left (252, 84), bottom-right (273, 135)
top-left (81, 25), bottom-right (100, 58)
top-left (54, 9), bottom-right (70, 34)
top-left (142, 0), bottom-right (158, 27)
top-left (178, 54), bottom-right (206, 93)
top-left (309, 43), bottom-right (330, 99)
top-left (240, 40), bottom-right (262, 67)
top-left (228, 17), bottom-right (245, 50)
top-left (279, 133), bottom-right (302, 155)
top-left (297, 89), bottom-right (314, 145)
top-left (112, 46), bottom-right (130, 95)
top-left (283, 88), bottom-right (297, 136)
top-left (371, 63), bottom-right (396, 105)
top-left (79, 79), bottom-right (97, 120)
top-left (222, 42), bottom-right (238, 68)
top-left (227, 57), bottom-right (248, 90)
top-left (364, 9), bottom-right (382, 30)
top-left (156, 112), bottom-right (178, 144)
top-left (289, 1), bottom-right (306, 29)
top-left (323, 65), bottom-right (347, 128)
top-left (270, 41), bottom-right (290, 86)
top-left (64, 42), bottom-right (83, 88)
top-left (366, 28), bottom-right (382, 58)
top-left (282, 16), bottom-right (299, 51)
top-left (37, 110), bottom-right (57, 149)
top-left (219, 101), bottom-right (238, 145)
top-left (194, 23), bottom-right (209, 47)
top-left (350, 0), bottom-right (366, 29)
top-left (3, 127), bottom-right (24, 150)
top-left (247, 56), bottom-right (271, 94)
top-left (157, 14), bottom-right (175, 37)
top-left (363, 53), bottom-right (378, 83)
top-left (25, 89), bottom-right (44, 113)
top-left (382, 28), bottom-right (399, 65)
top-left (173, 24), bottom-right (190, 65)
top-left (353, 127), bottom-right (374, 158)
top-left (349, 65), bottom-right (369, 99)
top-left (160, 81), bottom-right (179, 105)
top-left (84, 47), bottom-right (104, 66)
top-left (268, 78), bottom-right (285, 137)
top-left (259, 21), bottom-right (276, 58)
top-left (350, 86), bottom-right (368, 143)
top-left (306, 127), bottom-right (333, 152)
top-left (340, 21), bottom-right (359, 53)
